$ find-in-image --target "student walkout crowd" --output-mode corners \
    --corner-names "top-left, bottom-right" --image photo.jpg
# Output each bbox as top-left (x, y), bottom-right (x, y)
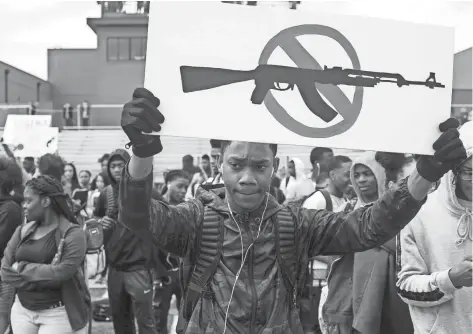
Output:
top-left (0, 86), bottom-right (470, 334)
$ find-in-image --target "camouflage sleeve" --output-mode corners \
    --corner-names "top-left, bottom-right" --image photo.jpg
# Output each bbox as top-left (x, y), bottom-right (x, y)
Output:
top-left (297, 178), bottom-right (425, 257)
top-left (118, 162), bottom-right (204, 257)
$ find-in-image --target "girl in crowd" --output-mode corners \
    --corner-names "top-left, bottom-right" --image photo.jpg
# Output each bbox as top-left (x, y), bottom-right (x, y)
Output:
top-left (321, 151), bottom-right (414, 334)
top-left (78, 170), bottom-right (92, 190)
top-left (63, 162), bottom-right (80, 197)
top-left (1, 175), bottom-right (90, 334)
top-left (88, 172), bottom-right (110, 215)
top-left (0, 156), bottom-right (23, 334)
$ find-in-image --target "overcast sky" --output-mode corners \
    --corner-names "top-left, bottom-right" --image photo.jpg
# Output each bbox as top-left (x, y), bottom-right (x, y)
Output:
top-left (0, 0), bottom-right (471, 80)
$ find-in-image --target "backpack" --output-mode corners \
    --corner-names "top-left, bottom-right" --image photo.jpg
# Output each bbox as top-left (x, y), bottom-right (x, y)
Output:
top-left (80, 185), bottom-right (116, 255)
top-left (176, 205), bottom-right (302, 332)
top-left (83, 219), bottom-right (105, 254)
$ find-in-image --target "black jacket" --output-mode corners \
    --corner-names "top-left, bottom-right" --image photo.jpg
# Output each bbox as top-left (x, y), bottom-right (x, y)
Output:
top-left (93, 149), bottom-right (153, 271)
top-left (0, 196), bottom-right (22, 262)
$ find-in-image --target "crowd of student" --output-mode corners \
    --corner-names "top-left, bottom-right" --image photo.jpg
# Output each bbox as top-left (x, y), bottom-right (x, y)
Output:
top-left (0, 86), bottom-right (470, 334)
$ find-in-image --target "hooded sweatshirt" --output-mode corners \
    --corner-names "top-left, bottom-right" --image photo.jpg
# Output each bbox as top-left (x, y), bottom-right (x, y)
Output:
top-left (322, 152), bottom-right (413, 334)
top-left (350, 152), bottom-right (413, 334)
top-left (396, 123), bottom-right (472, 334)
top-left (350, 151), bottom-right (387, 209)
top-left (281, 157), bottom-right (315, 201)
top-left (94, 149), bottom-right (153, 271)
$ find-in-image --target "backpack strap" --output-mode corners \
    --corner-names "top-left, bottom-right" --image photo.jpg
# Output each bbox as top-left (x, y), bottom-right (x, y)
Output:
top-left (319, 189), bottom-right (333, 211)
top-left (181, 206), bottom-right (224, 322)
top-left (105, 185), bottom-right (116, 217)
top-left (285, 176), bottom-right (290, 188)
top-left (274, 209), bottom-right (298, 306)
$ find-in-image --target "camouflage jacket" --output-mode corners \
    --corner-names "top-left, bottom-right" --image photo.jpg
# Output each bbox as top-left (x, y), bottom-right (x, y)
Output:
top-left (119, 166), bottom-right (424, 334)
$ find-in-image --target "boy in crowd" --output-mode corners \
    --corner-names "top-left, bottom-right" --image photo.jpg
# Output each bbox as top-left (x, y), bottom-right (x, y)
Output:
top-left (153, 169), bottom-right (190, 334)
top-left (94, 149), bottom-right (157, 334)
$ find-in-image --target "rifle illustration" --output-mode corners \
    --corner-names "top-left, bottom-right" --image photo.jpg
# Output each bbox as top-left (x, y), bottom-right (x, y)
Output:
top-left (180, 65), bottom-right (445, 123)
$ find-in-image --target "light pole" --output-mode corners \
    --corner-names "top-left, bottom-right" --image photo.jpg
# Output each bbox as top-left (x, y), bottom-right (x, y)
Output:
top-left (4, 69), bottom-right (9, 103)
top-left (36, 82), bottom-right (41, 102)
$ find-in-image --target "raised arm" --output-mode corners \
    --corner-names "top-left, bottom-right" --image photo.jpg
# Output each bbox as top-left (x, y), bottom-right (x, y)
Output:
top-left (300, 177), bottom-right (424, 257)
top-left (118, 88), bottom-right (205, 257)
top-left (119, 155), bottom-right (203, 257)
top-left (300, 118), bottom-right (466, 258)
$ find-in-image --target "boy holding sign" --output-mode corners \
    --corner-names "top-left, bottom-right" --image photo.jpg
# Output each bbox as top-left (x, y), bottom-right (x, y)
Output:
top-left (118, 88), bottom-right (466, 334)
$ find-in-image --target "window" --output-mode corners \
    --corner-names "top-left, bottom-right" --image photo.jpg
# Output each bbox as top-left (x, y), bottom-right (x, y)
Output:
top-left (107, 37), bottom-right (147, 61)
top-left (107, 38), bottom-right (119, 61)
top-left (131, 37), bottom-right (147, 60)
top-left (118, 38), bottom-right (130, 60)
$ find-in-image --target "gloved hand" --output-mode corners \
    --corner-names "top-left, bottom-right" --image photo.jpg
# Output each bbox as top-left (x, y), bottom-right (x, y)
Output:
top-left (121, 88), bottom-right (165, 158)
top-left (416, 118), bottom-right (467, 182)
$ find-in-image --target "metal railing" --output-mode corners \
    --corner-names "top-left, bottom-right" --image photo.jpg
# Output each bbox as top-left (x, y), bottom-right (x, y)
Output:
top-left (98, 1), bottom-right (149, 16)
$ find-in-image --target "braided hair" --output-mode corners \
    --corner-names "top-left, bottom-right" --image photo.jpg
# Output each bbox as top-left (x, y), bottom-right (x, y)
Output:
top-left (26, 175), bottom-right (79, 225)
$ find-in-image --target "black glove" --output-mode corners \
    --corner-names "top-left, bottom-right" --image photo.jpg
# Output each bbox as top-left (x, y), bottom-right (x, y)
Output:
top-left (416, 118), bottom-right (467, 182)
top-left (121, 88), bottom-right (165, 158)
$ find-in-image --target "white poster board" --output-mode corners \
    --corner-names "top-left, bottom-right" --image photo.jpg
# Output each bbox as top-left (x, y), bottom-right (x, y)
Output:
top-left (2, 115), bottom-right (58, 158)
top-left (145, 2), bottom-right (454, 155)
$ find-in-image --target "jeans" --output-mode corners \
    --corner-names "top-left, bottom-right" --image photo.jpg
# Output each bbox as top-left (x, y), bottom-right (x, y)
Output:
top-left (108, 267), bottom-right (157, 334)
top-left (10, 297), bottom-right (86, 334)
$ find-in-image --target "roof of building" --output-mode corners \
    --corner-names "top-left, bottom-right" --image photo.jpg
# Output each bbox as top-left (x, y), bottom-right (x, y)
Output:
top-left (0, 60), bottom-right (51, 84)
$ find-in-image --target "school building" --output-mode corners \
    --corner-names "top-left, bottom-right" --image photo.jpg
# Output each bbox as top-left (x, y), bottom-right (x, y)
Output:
top-left (0, 1), bottom-right (471, 128)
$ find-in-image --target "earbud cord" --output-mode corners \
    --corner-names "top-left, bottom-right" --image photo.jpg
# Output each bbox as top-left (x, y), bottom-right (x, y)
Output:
top-left (222, 192), bottom-right (270, 334)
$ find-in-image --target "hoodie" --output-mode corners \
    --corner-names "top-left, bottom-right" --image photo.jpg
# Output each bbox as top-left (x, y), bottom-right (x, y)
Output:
top-left (396, 123), bottom-right (472, 334)
top-left (322, 152), bottom-right (413, 334)
top-left (350, 152), bottom-right (387, 209)
top-left (281, 157), bottom-right (315, 201)
top-left (94, 149), bottom-right (153, 271)
top-left (350, 152), bottom-right (413, 334)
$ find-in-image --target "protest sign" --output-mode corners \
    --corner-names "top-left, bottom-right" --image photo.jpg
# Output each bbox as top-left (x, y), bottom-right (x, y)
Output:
top-left (2, 115), bottom-right (58, 158)
top-left (145, 2), bottom-right (454, 154)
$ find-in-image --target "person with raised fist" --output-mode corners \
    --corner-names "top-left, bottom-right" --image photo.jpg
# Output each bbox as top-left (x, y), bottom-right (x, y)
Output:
top-left (118, 87), bottom-right (466, 334)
